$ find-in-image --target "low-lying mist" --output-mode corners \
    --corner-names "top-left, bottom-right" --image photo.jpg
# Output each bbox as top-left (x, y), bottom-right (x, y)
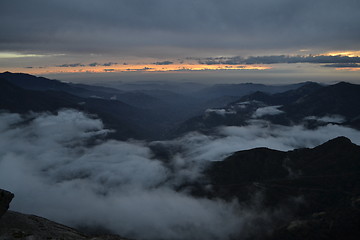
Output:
top-left (1, 109), bottom-right (360, 240)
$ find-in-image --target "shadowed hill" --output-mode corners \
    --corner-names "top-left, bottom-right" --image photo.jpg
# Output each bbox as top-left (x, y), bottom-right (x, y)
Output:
top-left (282, 82), bottom-right (360, 128)
top-left (204, 136), bottom-right (360, 239)
top-left (175, 81), bottom-right (360, 136)
top-left (0, 78), bottom-right (154, 140)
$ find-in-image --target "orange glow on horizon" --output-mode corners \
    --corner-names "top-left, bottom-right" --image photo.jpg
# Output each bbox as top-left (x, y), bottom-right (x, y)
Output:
top-left (324, 50), bottom-right (360, 57)
top-left (1, 63), bottom-right (272, 75)
top-left (335, 67), bottom-right (360, 71)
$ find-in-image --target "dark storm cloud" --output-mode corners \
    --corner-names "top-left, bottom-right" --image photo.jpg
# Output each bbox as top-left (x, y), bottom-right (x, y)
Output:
top-left (199, 55), bottom-right (360, 65)
top-left (102, 62), bottom-right (117, 66)
top-left (57, 62), bottom-right (118, 67)
top-left (322, 63), bottom-right (360, 68)
top-left (88, 62), bottom-right (118, 67)
top-left (153, 61), bottom-right (174, 65)
top-left (0, 0), bottom-right (360, 56)
top-left (124, 67), bottom-right (154, 71)
top-left (57, 63), bottom-right (86, 67)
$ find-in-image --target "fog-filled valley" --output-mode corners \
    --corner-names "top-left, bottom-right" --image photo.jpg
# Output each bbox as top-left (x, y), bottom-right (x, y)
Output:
top-left (1, 72), bottom-right (360, 240)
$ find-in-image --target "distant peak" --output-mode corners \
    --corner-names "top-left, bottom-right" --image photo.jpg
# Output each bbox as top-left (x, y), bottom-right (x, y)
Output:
top-left (302, 81), bottom-right (320, 86)
top-left (317, 136), bottom-right (353, 149)
top-left (296, 82), bottom-right (322, 90)
top-left (334, 81), bottom-right (353, 86)
top-left (1, 71), bottom-right (30, 77)
top-left (329, 136), bottom-right (352, 143)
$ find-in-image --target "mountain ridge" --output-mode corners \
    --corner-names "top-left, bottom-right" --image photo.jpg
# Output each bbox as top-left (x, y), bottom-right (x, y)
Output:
top-left (203, 136), bottom-right (360, 239)
top-left (175, 81), bottom-right (360, 135)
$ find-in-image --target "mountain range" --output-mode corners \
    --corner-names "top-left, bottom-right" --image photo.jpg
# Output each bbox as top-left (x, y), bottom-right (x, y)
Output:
top-left (0, 72), bottom-right (324, 140)
top-left (175, 81), bottom-right (360, 135)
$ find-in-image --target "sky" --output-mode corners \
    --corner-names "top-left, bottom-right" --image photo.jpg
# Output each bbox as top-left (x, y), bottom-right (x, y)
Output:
top-left (0, 0), bottom-right (360, 84)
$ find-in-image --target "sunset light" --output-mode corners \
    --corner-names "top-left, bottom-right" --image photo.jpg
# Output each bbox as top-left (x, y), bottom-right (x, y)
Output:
top-left (324, 51), bottom-right (360, 57)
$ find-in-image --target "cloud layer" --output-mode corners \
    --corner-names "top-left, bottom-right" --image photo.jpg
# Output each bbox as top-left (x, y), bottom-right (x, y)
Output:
top-left (198, 55), bottom-right (360, 65)
top-left (0, 110), bottom-right (264, 240)
top-left (1, 0), bottom-right (360, 57)
top-left (1, 110), bottom-right (360, 239)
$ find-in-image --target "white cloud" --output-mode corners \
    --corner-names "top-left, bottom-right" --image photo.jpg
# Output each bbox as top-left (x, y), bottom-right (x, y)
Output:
top-left (205, 108), bottom-right (236, 117)
top-left (167, 119), bottom-right (360, 163)
top-left (304, 115), bottom-right (346, 123)
top-left (0, 110), bottom-right (265, 240)
top-left (252, 106), bottom-right (284, 118)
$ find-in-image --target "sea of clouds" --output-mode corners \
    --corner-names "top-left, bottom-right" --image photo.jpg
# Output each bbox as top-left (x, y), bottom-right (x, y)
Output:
top-left (1, 109), bottom-right (360, 240)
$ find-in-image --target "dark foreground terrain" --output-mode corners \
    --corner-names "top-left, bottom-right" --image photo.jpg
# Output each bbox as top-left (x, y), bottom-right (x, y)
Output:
top-left (205, 136), bottom-right (360, 240)
top-left (0, 189), bottom-right (129, 240)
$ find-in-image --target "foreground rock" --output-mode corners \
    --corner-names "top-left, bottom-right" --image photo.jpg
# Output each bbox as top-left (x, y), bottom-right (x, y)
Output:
top-left (0, 211), bottom-right (130, 240)
top-left (0, 189), bottom-right (129, 240)
top-left (0, 189), bottom-right (14, 218)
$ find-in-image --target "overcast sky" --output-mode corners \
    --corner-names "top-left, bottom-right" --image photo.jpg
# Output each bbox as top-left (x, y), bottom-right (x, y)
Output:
top-left (0, 0), bottom-right (360, 83)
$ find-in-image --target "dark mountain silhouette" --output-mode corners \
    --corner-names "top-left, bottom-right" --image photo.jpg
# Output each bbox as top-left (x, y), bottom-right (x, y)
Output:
top-left (102, 80), bottom-right (206, 94)
top-left (282, 82), bottom-right (360, 128)
top-left (207, 136), bottom-right (360, 196)
top-left (176, 81), bottom-right (360, 135)
top-left (0, 72), bottom-right (223, 121)
top-left (169, 82), bottom-right (322, 135)
top-left (0, 79), bottom-right (81, 112)
top-left (0, 78), bottom-right (158, 140)
top-left (2, 72), bottom-right (323, 140)
top-left (0, 72), bottom-right (257, 138)
top-left (238, 82), bottom-right (323, 105)
top-left (203, 136), bottom-right (360, 239)
top-left (194, 82), bottom-right (308, 100)
top-left (230, 81), bottom-right (360, 128)
top-left (0, 72), bottom-right (163, 109)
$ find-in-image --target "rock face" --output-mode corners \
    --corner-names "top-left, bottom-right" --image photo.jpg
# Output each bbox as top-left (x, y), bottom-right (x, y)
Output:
top-left (0, 189), bottom-right (128, 240)
top-left (0, 189), bottom-right (14, 218)
top-left (0, 211), bottom-right (130, 240)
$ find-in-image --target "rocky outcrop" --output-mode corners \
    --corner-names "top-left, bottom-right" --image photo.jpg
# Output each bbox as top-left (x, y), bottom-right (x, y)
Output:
top-left (0, 188), bottom-right (14, 218)
top-left (0, 210), bottom-right (132, 240)
top-left (0, 211), bottom-right (129, 240)
top-left (0, 189), bottom-right (129, 240)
